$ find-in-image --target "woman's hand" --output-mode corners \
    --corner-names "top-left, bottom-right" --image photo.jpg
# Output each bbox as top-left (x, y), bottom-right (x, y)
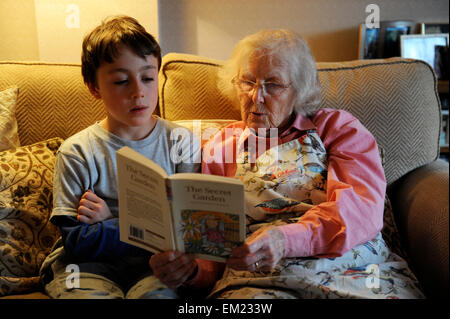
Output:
top-left (227, 225), bottom-right (286, 273)
top-left (77, 190), bottom-right (113, 224)
top-left (150, 251), bottom-right (198, 289)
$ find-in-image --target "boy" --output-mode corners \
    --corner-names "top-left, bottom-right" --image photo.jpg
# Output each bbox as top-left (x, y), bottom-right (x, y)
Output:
top-left (40, 15), bottom-right (202, 298)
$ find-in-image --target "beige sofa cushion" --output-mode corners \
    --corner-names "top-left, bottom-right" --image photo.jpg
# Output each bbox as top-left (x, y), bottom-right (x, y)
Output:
top-left (0, 62), bottom-right (106, 147)
top-left (316, 59), bottom-right (440, 186)
top-left (159, 54), bottom-right (241, 121)
top-left (159, 53), bottom-right (441, 186)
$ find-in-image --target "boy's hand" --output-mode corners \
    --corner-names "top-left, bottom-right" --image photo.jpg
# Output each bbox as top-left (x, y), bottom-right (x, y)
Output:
top-left (149, 251), bottom-right (197, 289)
top-left (77, 190), bottom-right (113, 224)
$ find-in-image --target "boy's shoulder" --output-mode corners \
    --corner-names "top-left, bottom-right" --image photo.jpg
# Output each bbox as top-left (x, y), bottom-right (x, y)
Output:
top-left (155, 117), bottom-right (198, 139)
top-left (157, 117), bottom-right (187, 131)
top-left (58, 123), bottom-right (100, 155)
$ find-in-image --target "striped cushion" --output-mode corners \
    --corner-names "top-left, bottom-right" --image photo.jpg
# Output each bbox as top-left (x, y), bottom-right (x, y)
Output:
top-left (0, 62), bottom-right (106, 147)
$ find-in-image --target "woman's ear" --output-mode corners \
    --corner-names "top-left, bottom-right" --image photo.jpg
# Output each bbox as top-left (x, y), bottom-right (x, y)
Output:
top-left (87, 83), bottom-right (101, 99)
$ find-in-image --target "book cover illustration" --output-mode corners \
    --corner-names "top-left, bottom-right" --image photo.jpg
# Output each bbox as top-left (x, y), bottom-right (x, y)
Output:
top-left (178, 210), bottom-right (242, 258)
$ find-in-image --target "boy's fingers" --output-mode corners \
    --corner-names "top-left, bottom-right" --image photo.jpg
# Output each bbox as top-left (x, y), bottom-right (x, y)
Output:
top-left (151, 252), bottom-right (193, 276)
top-left (78, 205), bottom-right (94, 217)
top-left (166, 262), bottom-right (197, 288)
top-left (164, 259), bottom-right (197, 284)
top-left (151, 251), bottom-right (178, 268)
top-left (80, 198), bottom-right (103, 213)
top-left (79, 199), bottom-right (92, 210)
top-left (83, 190), bottom-right (100, 203)
top-left (77, 214), bottom-right (92, 224)
top-left (175, 254), bottom-right (196, 271)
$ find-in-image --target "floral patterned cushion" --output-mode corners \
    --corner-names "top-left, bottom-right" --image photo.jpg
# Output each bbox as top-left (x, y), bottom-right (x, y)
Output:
top-left (0, 86), bottom-right (21, 151)
top-left (0, 137), bottom-right (63, 296)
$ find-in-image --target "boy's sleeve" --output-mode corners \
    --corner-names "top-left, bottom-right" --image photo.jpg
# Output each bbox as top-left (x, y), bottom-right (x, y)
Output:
top-left (52, 151), bottom-right (89, 218)
top-left (53, 215), bottom-right (147, 262)
top-left (52, 150), bottom-right (145, 261)
top-left (279, 109), bottom-right (386, 258)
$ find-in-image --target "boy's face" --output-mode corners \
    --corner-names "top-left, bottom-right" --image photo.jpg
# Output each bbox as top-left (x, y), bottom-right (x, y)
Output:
top-left (89, 45), bottom-right (159, 139)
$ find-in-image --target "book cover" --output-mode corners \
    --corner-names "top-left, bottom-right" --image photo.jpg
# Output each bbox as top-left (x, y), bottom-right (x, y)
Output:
top-left (116, 146), bottom-right (245, 262)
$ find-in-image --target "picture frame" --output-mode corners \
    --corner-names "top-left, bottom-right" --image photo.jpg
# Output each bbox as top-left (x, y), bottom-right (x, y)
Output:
top-left (358, 23), bottom-right (380, 59)
top-left (358, 20), bottom-right (417, 59)
top-left (440, 110), bottom-right (449, 148)
top-left (400, 33), bottom-right (449, 74)
top-left (420, 23), bottom-right (449, 35)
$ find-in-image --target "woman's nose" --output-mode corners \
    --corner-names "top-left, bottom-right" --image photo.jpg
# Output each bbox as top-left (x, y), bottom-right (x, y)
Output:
top-left (251, 84), bottom-right (265, 104)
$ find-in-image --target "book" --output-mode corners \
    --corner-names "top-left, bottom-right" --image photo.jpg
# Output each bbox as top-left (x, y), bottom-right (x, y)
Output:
top-left (116, 146), bottom-right (246, 262)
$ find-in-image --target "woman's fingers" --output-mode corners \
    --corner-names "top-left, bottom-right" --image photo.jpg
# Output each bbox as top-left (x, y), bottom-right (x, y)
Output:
top-left (228, 247), bottom-right (274, 271)
top-left (227, 226), bottom-right (286, 272)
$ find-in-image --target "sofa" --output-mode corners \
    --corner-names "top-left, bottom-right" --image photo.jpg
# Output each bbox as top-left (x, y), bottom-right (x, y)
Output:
top-left (0, 53), bottom-right (448, 299)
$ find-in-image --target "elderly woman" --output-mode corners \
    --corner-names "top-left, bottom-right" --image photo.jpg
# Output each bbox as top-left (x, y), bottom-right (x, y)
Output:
top-left (198, 29), bottom-right (424, 299)
top-left (151, 29), bottom-right (424, 299)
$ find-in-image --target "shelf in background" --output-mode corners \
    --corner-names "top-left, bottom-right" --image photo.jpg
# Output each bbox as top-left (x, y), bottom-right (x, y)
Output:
top-left (438, 80), bottom-right (449, 94)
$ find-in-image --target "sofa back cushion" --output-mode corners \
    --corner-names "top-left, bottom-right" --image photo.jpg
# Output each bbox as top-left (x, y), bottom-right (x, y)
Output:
top-left (159, 54), bottom-right (241, 121)
top-left (159, 53), bottom-right (441, 186)
top-left (0, 62), bottom-right (106, 147)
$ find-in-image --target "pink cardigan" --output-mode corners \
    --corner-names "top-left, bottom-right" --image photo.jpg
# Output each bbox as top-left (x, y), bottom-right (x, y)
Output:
top-left (190, 108), bottom-right (386, 288)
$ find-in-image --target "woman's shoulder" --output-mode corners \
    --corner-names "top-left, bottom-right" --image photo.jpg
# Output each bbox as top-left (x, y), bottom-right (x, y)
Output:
top-left (311, 108), bottom-right (361, 129)
top-left (217, 120), bottom-right (246, 136)
top-left (311, 108), bottom-right (374, 146)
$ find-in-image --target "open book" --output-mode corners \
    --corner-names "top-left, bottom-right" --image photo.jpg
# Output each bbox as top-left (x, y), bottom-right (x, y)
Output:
top-left (116, 146), bottom-right (246, 262)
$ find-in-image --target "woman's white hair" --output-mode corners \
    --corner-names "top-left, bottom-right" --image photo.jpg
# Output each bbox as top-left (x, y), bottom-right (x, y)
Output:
top-left (218, 29), bottom-right (321, 116)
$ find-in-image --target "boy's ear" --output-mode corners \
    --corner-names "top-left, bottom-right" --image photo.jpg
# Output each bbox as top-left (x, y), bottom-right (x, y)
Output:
top-left (87, 83), bottom-right (101, 99)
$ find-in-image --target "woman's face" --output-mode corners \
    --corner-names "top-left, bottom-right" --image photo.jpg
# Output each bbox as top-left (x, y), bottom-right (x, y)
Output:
top-left (236, 53), bottom-right (296, 133)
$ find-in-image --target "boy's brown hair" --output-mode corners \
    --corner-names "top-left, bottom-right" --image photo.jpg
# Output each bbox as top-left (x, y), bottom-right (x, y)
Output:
top-left (81, 15), bottom-right (161, 88)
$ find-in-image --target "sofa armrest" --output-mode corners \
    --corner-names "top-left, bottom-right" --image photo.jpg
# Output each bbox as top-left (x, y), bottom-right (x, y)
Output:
top-left (389, 159), bottom-right (449, 298)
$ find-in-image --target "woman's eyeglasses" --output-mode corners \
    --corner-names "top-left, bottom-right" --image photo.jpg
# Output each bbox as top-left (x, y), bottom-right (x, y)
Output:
top-left (232, 78), bottom-right (291, 96)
